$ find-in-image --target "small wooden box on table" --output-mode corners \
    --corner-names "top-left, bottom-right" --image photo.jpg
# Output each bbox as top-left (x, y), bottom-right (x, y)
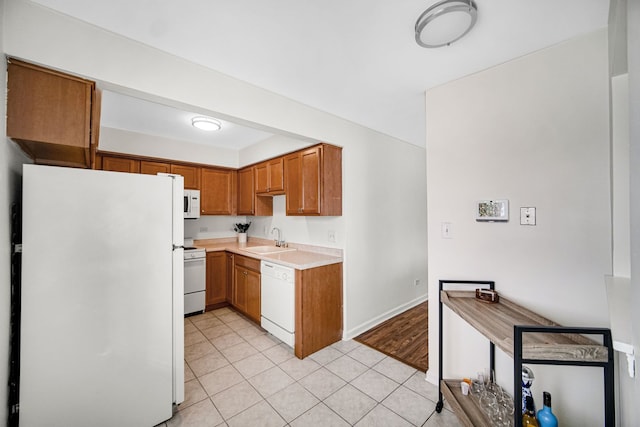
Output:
top-left (437, 280), bottom-right (614, 427)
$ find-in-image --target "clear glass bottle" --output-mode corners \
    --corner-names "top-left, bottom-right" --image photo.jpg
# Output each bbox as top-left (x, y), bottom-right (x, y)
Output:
top-left (523, 395), bottom-right (539, 427)
top-left (522, 366), bottom-right (535, 414)
top-left (536, 391), bottom-right (559, 427)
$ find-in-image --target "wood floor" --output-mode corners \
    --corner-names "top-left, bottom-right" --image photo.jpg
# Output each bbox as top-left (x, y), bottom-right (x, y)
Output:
top-left (354, 301), bottom-right (428, 372)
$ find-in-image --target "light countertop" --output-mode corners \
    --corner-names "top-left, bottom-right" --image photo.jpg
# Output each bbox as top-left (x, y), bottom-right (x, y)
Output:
top-left (193, 238), bottom-right (343, 270)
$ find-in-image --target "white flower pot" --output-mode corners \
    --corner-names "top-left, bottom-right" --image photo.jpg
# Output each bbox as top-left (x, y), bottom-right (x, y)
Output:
top-left (237, 233), bottom-right (247, 244)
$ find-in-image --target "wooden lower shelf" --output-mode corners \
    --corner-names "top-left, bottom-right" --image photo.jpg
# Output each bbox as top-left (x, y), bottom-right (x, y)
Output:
top-left (440, 380), bottom-right (490, 427)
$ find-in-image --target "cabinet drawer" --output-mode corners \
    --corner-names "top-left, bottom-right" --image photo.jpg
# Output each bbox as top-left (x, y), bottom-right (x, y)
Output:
top-left (234, 255), bottom-right (260, 272)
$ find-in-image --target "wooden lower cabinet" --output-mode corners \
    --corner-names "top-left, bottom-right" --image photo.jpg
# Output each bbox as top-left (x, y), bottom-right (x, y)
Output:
top-left (232, 255), bottom-right (261, 323)
top-left (294, 263), bottom-right (343, 359)
top-left (205, 252), bottom-right (227, 309)
top-left (226, 252), bottom-right (235, 304)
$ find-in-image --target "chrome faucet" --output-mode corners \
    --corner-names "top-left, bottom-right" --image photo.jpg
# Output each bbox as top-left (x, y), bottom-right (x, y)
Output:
top-left (271, 227), bottom-right (284, 247)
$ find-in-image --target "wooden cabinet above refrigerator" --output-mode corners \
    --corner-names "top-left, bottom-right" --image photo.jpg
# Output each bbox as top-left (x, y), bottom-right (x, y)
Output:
top-left (6, 58), bottom-right (100, 169)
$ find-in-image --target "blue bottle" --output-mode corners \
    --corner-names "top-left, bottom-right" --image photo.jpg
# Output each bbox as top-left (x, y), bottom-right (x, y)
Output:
top-left (537, 391), bottom-right (559, 427)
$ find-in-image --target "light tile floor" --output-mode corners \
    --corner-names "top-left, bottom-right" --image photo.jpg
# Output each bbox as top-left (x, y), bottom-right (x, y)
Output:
top-left (158, 307), bottom-right (461, 427)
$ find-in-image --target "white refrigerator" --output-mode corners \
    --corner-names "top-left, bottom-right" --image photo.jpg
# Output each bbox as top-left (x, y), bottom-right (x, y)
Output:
top-left (19, 164), bottom-right (185, 427)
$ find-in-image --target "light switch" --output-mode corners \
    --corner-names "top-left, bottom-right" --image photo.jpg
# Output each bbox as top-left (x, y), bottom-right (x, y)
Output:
top-left (441, 222), bottom-right (453, 238)
top-left (520, 207), bottom-right (536, 225)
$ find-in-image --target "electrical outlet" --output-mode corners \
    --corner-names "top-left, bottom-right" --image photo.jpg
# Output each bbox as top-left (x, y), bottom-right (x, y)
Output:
top-left (414, 279), bottom-right (420, 287)
top-left (328, 230), bottom-right (336, 242)
top-left (264, 225), bottom-right (269, 235)
top-left (199, 227), bottom-right (208, 232)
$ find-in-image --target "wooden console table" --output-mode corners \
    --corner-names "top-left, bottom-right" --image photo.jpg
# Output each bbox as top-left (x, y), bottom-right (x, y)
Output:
top-left (436, 280), bottom-right (615, 427)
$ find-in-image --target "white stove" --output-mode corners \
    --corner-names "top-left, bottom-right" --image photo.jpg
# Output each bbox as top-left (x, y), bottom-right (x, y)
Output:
top-left (183, 241), bottom-right (206, 315)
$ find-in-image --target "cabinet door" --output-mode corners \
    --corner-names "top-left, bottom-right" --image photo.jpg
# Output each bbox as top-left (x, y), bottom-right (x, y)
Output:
top-left (285, 147), bottom-right (320, 215)
top-left (101, 156), bottom-right (140, 173)
top-left (284, 144), bottom-right (341, 216)
top-left (267, 157), bottom-right (285, 193)
top-left (7, 59), bottom-right (95, 168)
top-left (200, 168), bottom-right (236, 215)
top-left (233, 264), bottom-right (248, 313)
top-left (237, 167), bottom-right (255, 215)
top-left (206, 252), bottom-right (227, 307)
top-left (284, 153), bottom-right (303, 215)
top-left (171, 164), bottom-right (201, 189)
top-left (256, 158), bottom-right (284, 194)
top-left (255, 162), bottom-right (269, 194)
top-left (245, 270), bottom-right (261, 323)
top-left (300, 147), bottom-right (321, 214)
top-left (226, 253), bottom-right (235, 304)
top-left (140, 160), bottom-right (171, 175)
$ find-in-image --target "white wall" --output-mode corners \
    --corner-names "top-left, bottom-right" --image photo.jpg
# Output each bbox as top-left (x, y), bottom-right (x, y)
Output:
top-left (99, 127), bottom-right (239, 168)
top-left (626, 0), bottom-right (640, 423)
top-left (2, 0), bottom-right (427, 357)
top-left (612, 74), bottom-right (630, 277)
top-left (0, 0), bottom-right (33, 421)
top-left (426, 30), bottom-right (611, 425)
top-left (239, 134), bottom-right (314, 167)
top-left (609, 0), bottom-right (640, 424)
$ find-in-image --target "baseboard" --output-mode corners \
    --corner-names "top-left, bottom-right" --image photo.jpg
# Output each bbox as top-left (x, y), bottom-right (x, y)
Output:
top-left (343, 294), bottom-right (428, 340)
top-left (425, 368), bottom-right (438, 385)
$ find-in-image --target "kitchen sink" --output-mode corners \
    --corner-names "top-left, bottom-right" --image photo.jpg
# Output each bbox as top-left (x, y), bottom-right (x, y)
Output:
top-left (243, 245), bottom-right (297, 255)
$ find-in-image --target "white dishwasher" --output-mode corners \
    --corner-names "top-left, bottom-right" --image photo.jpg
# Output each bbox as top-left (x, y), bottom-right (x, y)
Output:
top-left (261, 261), bottom-right (295, 347)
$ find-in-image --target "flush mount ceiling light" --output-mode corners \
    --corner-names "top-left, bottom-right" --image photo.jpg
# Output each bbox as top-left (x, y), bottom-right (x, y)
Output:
top-left (415, 0), bottom-right (477, 48)
top-left (191, 116), bottom-right (222, 131)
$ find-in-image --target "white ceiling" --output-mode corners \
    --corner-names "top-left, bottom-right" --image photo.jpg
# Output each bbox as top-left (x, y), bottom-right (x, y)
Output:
top-left (32, 0), bottom-right (609, 149)
top-left (100, 90), bottom-right (276, 150)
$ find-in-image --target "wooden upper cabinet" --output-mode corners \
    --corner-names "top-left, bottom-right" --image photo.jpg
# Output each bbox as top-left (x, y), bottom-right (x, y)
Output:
top-left (237, 167), bottom-right (255, 215)
top-left (255, 157), bottom-right (284, 195)
top-left (101, 156), bottom-right (140, 173)
top-left (200, 168), bottom-right (236, 215)
top-left (238, 166), bottom-right (273, 216)
top-left (284, 144), bottom-right (342, 216)
top-left (140, 160), bottom-right (171, 175)
top-left (171, 164), bottom-right (201, 189)
top-left (6, 58), bottom-right (98, 168)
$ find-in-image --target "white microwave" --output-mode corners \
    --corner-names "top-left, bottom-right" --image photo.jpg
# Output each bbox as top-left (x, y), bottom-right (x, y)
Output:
top-left (184, 189), bottom-right (200, 219)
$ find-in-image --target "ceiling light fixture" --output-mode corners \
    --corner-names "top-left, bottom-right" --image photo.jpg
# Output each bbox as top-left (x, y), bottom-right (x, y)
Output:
top-left (191, 116), bottom-right (222, 131)
top-left (415, 0), bottom-right (477, 48)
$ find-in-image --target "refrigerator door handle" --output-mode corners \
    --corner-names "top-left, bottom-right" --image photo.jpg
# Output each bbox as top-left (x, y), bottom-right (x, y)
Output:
top-left (173, 244), bottom-right (184, 251)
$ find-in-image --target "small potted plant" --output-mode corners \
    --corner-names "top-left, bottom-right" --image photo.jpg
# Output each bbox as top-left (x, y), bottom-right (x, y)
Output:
top-left (234, 222), bottom-right (251, 244)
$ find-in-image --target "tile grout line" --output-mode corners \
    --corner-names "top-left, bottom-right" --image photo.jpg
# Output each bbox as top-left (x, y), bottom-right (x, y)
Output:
top-left (178, 308), bottom-right (454, 427)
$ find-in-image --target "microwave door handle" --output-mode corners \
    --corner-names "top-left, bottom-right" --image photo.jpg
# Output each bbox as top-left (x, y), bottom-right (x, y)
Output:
top-left (184, 195), bottom-right (189, 213)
